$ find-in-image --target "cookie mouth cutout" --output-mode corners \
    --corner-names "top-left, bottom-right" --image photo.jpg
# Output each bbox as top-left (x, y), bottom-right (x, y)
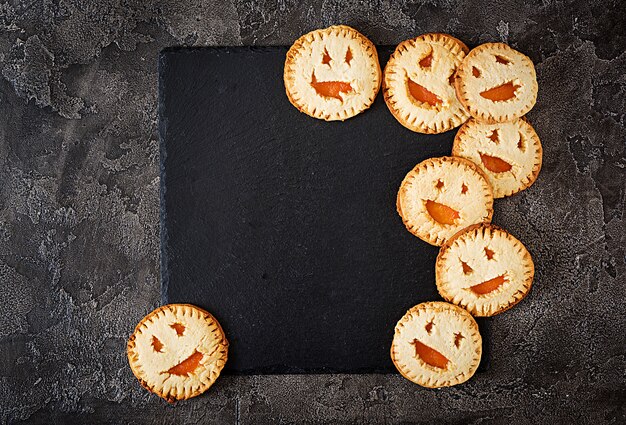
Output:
top-left (412, 339), bottom-right (449, 369)
top-left (166, 350), bottom-right (204, 377)
top-left (479, 153), bottom-right (513, 173)
top-left (480, 81), bottom-right (520, 102)
top-left (470, 274), bottom-right (508, 295)
top-left (425, 200), bottom-right (460, 225)
top-left (310, 71), bottom-right (353, 101)
top-left (407, 78), bottom-right (442, 107)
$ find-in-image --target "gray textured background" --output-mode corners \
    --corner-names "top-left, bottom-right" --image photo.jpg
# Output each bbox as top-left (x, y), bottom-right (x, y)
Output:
top-left (1, 0), bottom-right (624, 424)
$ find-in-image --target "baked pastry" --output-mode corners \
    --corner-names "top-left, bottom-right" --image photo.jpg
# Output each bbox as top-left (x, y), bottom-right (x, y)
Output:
top-left (452, 117), bottom-right (542, 198)
top-left (455, 43), bottom-right (538, 123)
top-left (383, 33), bottom-right (470, 133)
top-left (396, 156), bottom-right (494, 246)
top-left (436, 223), bottom-right (534, 316)
top-left (391, 301), bottom-right (482, 388)
top-left (127, 304), bottom-right (229, 402)
top-left (284, 25), bottom-right (381, 121)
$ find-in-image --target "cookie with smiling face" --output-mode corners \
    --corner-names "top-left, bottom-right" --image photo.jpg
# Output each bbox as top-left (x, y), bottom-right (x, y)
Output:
top-left (452, 117), bottom-right (543, 198)
top-left (436, 224), bottom-right (534, 317)
top-left (391, 301), bottom-right (482, 388)
top-left (383, 33), bottom-right (470, 133)
top-left (455, 43), bottom-right (538, 123)
top-left (396, 156), bottom-right (494, 246)
top-left (127, 304), bottom-right (228, 402)
top-left (284, 25), bottom-right (381, 121)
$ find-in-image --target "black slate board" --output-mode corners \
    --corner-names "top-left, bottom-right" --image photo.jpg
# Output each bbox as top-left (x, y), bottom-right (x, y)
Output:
top-left (159, 46), bottom-right (490, 374)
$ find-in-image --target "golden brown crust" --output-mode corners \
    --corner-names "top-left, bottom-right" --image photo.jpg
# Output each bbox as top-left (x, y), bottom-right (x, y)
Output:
top-left (284, 25), bottom-right (381, 121)
top-left (396, 156), bottom-right (494, 246)
top-left (452, 117), bottom-right (543, 197)
top-left (383, 33), bottom-right (470, 134)
top-left (454, 43), bottom-right (538, 124)
top-left (127, 304), bottom-right (229, 403)
top-left (390, 301), bottom-right (482, 388)
top-left (435, 224), bottom-right (534, 316)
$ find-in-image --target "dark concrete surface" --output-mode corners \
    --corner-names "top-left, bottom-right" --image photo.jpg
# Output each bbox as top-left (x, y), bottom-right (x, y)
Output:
top-left (0, 0), bottom-right (624, 423)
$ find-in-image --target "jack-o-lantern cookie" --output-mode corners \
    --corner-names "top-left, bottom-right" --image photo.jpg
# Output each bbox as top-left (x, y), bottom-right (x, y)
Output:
top-left (391, 301), bottom-right (482, 388)
top-left (452, 117), bottom-right (542, 198)
top-left (383, 33), bottom-right (470, 133)
top-left (284, 25), bottom-right (381, 121)
top-left (396, 156), bottom-right (494, 246)
top-left (455, 43), bottom-right (538, 123)
top-left (127, 304), bottom-right (228, 402)
top-left (436, 224), bottom-right (534, 317)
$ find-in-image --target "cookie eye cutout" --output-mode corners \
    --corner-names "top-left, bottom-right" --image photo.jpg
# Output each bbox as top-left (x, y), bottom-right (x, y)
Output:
top-left (435, 179), bottom-right (444, 190)
top-left (425, 320), bottom-right (434, 334)
top-left (419, 49), bottom-right (433, 68)
top-left (495, 55), bottom-right (510, 65)
top-left (517, 132), bottom-right (525, 151)
top-left (484, 247), bottom-right (495, 260)
top-left (454, 332), bottom-right (465, 348)
top-left (480, 82), bottom-right (521, 102)
top-left (165, 350), bottom-right (204, 377)
top-left (472, 66), bottom-right (481, 77)
top-left (310, 72), bottom-right (353, 102)
top-left (412, 339), bottom-right (449, 369)
top-left (170, 323), bottom-right (186, 336)
top-left (470, 274), bottom-right (508, 295)
top-left (425, 200), bottom-right (460, 225)
top-left (461, 183), bottom-right (468, 194)
top-left (479, 153), bottom-right (512, 173)
top-left (151, 335), bottom-right (164, 353)
top-left (461, 260), bottom-right (473, 274)
top-left (488, 129), bottom-right (499, 143)
top-left (345, 46), bottom-right (353, 65)
top-left (322, 48), bottom-right (332, 65)
top-left (407, 77), bottom-right (442, 107)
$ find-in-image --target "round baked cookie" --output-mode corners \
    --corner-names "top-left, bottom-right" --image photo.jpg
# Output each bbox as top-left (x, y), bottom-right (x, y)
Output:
top-left (436, 224), bottom-right (534, 317)
top-left (396, 156), bottom-right (494, 246)
top-left (383, 33), bottom-right (470, 134)
top-left (455, 43), bottom-right (538, 123)
top-left (391, 301), bottom-right (482, 388)
top-left (452, 117), bottom-right (542, 198)
top-left (284, 25), bottom-right (381, 121)
top-left (127, 304), bottom-right (228, 402)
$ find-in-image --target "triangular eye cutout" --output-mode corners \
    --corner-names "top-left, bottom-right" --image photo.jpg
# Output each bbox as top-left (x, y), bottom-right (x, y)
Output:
top-left (419, 50), bottom-right (433, 68)
top-left (345, 46), bottom-right (353, 65)
top-left (517, 132), bottom-right (525, 151)
top-left (472, 66), bottom-right (481, 77)
top-left (495, 55), bottom-right (510, 65)
top-left (488, 129), bottom-right (499, 143)
top-left (322, 48), bottom-right (332, 65)
top-left (461, 260), bottom-right (473, 274)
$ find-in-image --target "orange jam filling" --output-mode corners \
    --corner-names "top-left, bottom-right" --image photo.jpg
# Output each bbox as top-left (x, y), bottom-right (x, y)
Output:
top-left (311, 73), bottom-right (352, 101)
top-left (407, 79), bottom-right (442, 106)
top-left (151, 336), bottom-right (163, 353)
top-left (419, 53), bottom-right (433, 68)
top-left (170, 323), bottom-right (185, 336)
top-left (167, 350), bottom-right (204, 377)
top-left (471, 274), bottom-right (507, 295)
top-left (425, 200), bottom-right (460, 225)
top-left (480, 82), bottom-right (520, 101)
top-left (480, 153), bottom-right (512, 173)
top-left (412, 339), bottom-right (449, 369)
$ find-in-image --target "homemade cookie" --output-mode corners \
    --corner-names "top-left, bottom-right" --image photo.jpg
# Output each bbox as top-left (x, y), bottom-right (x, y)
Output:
top-left (284, 25), bottom-right (381, 121)
top-left (383, 33), bottom-right (470, 133)
top-left (436, 224), bottom-right (534, 317)
top-left (455, 43), bottom-right (538, 123)
top-left (391, 301), bottom-right (482, 388)
top-left (127, 304), bottom-right (228, 402)
top-left (452, 117), bottom-right (542, 198)
top-left (396, 156), bottom-right (494, 246)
